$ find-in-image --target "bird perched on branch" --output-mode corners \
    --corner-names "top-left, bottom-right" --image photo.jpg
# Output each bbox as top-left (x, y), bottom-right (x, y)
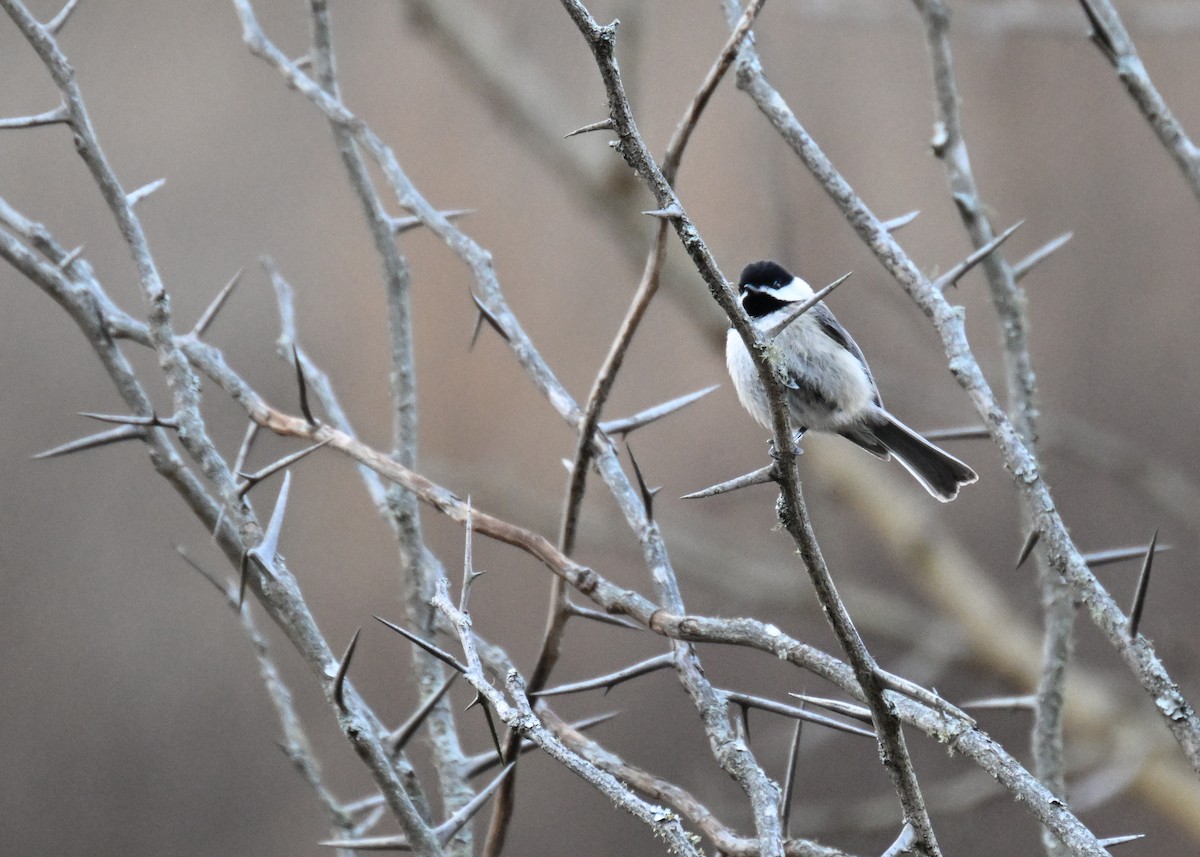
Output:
top-left (725, 260), bottom-right (977, 502)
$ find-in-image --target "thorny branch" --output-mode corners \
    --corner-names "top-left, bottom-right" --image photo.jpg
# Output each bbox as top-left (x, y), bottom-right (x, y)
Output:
top-left (558, 1), bottom-right (943, 852)
top-left (720, 0), bottom-right (1200, 788)
top-left (3, 2), bottom-right (1198, 856)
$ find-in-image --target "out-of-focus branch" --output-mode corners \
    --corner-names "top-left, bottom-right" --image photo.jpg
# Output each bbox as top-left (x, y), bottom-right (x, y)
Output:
top-left (174, 547), bottom-right (356, 841)
top-left (1078, 0), bottom-right (1200, 204)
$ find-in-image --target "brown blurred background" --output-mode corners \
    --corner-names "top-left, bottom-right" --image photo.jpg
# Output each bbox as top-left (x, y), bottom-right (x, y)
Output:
top-left (3, 1), bottom-right (1200, 855)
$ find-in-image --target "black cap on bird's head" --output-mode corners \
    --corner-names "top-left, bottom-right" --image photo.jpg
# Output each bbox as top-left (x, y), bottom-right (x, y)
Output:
top-left (738, 260), bottom-right (793, 292)
top-left (737, 260), bottom-right (796, 318)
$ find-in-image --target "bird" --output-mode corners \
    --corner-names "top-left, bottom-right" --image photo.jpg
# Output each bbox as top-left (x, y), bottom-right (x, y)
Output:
top-left (725, 260), bottom-right (977, 502)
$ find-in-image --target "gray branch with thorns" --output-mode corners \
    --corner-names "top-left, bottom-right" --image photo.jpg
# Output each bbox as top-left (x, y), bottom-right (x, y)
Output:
top-left (2, 0), bottom-right (1198, 856)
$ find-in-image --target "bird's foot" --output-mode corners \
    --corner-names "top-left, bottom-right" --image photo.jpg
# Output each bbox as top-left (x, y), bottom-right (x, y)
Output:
top-left (767, 430), bottom-right (806, 460)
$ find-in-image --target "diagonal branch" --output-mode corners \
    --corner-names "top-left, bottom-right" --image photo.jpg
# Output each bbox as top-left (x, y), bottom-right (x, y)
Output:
top-left (1077, 0), bottom-right (1200, 204)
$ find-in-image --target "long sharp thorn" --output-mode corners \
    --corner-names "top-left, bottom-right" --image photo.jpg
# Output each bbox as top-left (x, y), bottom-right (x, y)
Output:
top-left (1084, 541), bottom-right (1172, 568)
top-left (465, 712), bottom-right (619, 778)
top-left (293, 346), bottom-right (317, 427)
top-left (469, 312), bottom-right (486, 350)
top-left (1096, 834), bottom-right (1145, 848)
top-left (192, 268), bottom-right (244, 337)
top-left (726, 691), bottom-right (876, 738)
top-left (787, 693), bottom-right (874, 724)
top-left (57, 244), bottom-right (85, 270)
top-left (531, 652), bottom-right (675, 698)
top-left (479, 699), bottom-right (504, 766)
top-left (564, 601), bottom-right (640, 630)
top-left (765, 271), bottom-right (852, 338)
top-left (880, 209), bottom-right (920, 232)
top-left (248, 470), bottom-right (292, 575)
top-left (391, 208), bottom-right (474, 235)
top-left (781, 716), bottom-right (803, 837)
top-left (237, 439), bottom-right (332, 498)
top-left (238, 550), bottom-right (251, 609)
top-left (468, 291), bottom-right (509, 346)
top-left (231, 421), bottom-right (259, 476)
top-left (682, 463), bottom-right (776, 499)
top-left (31, 424), bottom-right (143, 460)
top-left (564, 117), bottom-right (615, 138)
top-left (0, 103), bottom-right (68, 129)
top-left (317, 834), bottom-right (411, 850)
top-left (46, 0), bottom-right (81, 34)
top-left (333, 627), bottom-right (362, 711)
top-left (79, 411), bottom-right (177, 428)
top-left (1016, 527), bottom-right (1040, 569)
top-left (961, 694), bottom-right (1038, 712)
top-left (599, 384), bottom-right (721, 436)
top-left (934, 220), bottom-right (1024, 290)
top-left (569, 710), bottom-right (621, 732)
top-left (126, 178), bottom-right (166, 207)
top-left (374, 616), bottom-right (468, 674)
top-left (436, 763), bottom-right (517, 845)
top-left (625, 443), bottom-right (659, 521)
top-left (174, 544), bottom-right (229, 600)
top-left (1128, 529), bottom-right (1159, 638)
top-left (387, 672), bottom-right (460, 757)
top-left (921, 425), bottom-right (990, 441)
top-left (460, 498), bottom-right (475, 611)
top-left (1013, 231), bottom-right (1073, 283)
top-left (642, 204), bottom-right (683, 220)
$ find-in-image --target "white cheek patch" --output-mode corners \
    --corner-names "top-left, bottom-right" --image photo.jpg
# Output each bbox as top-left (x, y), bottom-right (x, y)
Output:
top-left (771, 277), bottom-right (815, 302)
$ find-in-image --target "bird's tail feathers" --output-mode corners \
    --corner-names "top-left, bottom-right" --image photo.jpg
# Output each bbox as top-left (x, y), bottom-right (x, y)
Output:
top-left (869, 415), bottom-right (978, 502)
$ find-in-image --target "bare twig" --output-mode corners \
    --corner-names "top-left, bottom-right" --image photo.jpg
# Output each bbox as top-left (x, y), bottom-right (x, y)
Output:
top-left (1077, 0), bottom-right (1200, 204)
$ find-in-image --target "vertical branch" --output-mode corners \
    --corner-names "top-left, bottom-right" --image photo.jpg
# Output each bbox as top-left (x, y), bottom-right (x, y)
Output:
top-left (306, 0), bottom-right (470, 835)
top-left (911, 4), bottom-right (1071, 851)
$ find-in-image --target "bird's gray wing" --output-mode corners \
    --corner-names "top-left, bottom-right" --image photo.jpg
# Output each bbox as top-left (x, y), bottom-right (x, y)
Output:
top-left (810, 302), bottom-right (883, 407)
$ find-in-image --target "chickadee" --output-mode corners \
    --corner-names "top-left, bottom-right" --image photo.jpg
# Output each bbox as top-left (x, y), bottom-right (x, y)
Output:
top-left (725, 260), bottom-right (977, 502)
